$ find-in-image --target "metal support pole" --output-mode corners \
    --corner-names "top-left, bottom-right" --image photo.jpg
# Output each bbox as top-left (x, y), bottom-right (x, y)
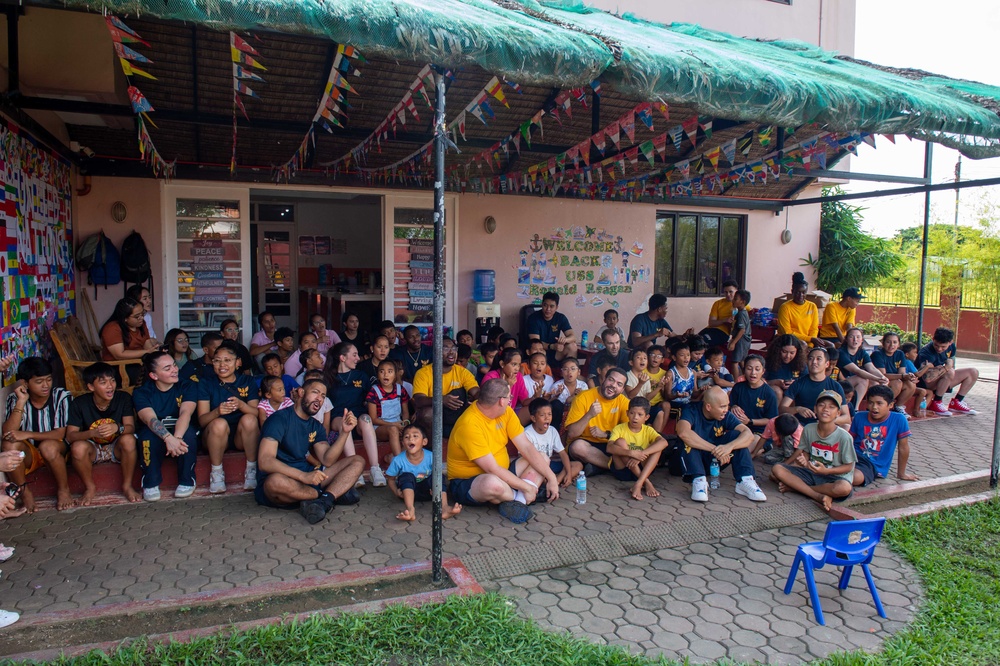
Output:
top-left (916, 142), bottom-right (933, 343)
top-left (992, 366), bottom-right (1000, 489)
top-left (430, 71), bottom-right (446, 584)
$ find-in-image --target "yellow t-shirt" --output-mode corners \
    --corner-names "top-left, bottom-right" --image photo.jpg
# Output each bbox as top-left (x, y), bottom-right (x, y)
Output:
top-left (646, 368), bottom-right (667, 405)
top-left (565, 388), bottom-right (630, 442)
top-left (709, 297), bottom-right (734, 334)
top-left (412, 364), bottom-right (479, 397)
top-left (446, 403), bottom-right (524, 479)
top-left (609, 423), bottom-right (661, 451)
top-left (777, 300), bottom-right (819, 343)
top-left (819, 301), bottom-right (855, 339)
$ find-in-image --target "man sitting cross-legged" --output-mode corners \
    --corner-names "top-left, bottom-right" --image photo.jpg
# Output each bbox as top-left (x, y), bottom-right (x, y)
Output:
top-left (917, 327), bottom-right (979, 416)
top-left (1, 357), bottom-right (72, 512)
top-left (256, 378), bottom-right (366, 524)
top-left (446, 378), bottom-right (560, 524)
top-left (676, 386), bottom-right (766, 503)
top-left (850, 384), bottom-right (916, 486)
top-left (66, 362), bottom-right (140, 506)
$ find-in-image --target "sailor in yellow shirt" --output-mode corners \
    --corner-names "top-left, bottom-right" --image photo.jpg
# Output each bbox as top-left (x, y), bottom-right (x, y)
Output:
top-left (565, 369), bottom-right (631, 472)
top-left (699, 280), bottom-right (739, 348)
top-left (606, 397), bottom-right (670, 501)
top-left (819, 287), bottom-right (863, 346)
top-left (411, 339), bottom-right (480, 437)
top-left (445, 378), bottom-right (559, 524)
top-left (776, 278), bottom-right (833, 349)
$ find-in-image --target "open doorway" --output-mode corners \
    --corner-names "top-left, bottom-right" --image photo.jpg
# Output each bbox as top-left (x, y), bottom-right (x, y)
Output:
top-left (250, 191), bottom-right (383, 338)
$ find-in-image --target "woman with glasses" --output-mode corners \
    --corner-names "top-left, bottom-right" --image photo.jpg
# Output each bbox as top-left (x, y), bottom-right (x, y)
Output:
top-left (101, 297), bottom-right (158, 384)
top-left (163, 328), bottom-right (197, 376)
top-left (219, 319), bottom-right (255, 375)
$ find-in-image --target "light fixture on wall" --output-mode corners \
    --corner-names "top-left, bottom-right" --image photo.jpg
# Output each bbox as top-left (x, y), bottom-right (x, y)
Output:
top-left (484, 215), bottom-right (497, 234)
top-left (111, 201), bottom-right (128, 224)
top-left (780, 208), bottom-right (792, 244)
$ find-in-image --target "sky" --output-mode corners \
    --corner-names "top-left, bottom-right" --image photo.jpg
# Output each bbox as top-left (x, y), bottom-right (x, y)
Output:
top-left (845, 0), bottom-right (1000, 238)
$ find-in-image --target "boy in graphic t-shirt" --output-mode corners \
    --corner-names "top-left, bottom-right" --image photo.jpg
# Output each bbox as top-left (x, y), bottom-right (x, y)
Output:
top-left (850, 384), bottom-right (914, 486)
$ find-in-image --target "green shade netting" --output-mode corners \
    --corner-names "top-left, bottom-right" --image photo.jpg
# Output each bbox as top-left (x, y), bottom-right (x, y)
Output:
top-left (47, 0), bottom-right (1000, 157)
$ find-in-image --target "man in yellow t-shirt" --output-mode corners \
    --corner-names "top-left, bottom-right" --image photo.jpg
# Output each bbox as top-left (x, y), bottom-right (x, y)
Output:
top-left (819, 287), bottom-right (863, 346)
top-left (698, 280), bottom-right (739, 348)
top-left (446, 378), bottom-right (559, 523)
top-left (565, 368), bottom-right (631, 473)
top-left (411, 338), bottom-right (480, 437)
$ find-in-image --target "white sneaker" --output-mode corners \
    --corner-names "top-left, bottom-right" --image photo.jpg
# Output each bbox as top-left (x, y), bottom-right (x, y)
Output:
top-left (736, 476), bottom-right (767, 502)
top-left (0, 610), bottom-right (18, 628)
top-left (691, 476), bottom-right (708, 502)
top-left (143, 486), bottom-right (161, 502)
top-left (209, 467), bottom-right (226, 494)
top-left (370, 466), bottom-right (387, 487)
top-left (175, 484), bottom-right (195, 499)
top-left (355, 474), bottom-right (366, 488)
top-left (243, 462), bottom-right (258, 490)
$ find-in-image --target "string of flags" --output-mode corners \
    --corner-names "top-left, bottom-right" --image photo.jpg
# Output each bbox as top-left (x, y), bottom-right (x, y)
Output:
top-left (317, 63), bottom-right (435, 174)
top-left (230, 32), bottom-right (266, 173)
top-left (274, 44), bottom-right (364, 182)
top-left (104, 16), bottom-right (174, 178)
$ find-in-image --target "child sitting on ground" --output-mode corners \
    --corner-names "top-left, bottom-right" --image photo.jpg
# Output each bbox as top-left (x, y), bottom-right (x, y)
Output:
top-left (294, 348), bottom-right (325, 384)
top-left (606, 397), bottom-right (669, 501)
top-left (839, 380), bottom-right (857, 419)
top-left (625, 349), bottom-right (653, 400)
top-left (386, 423), bottom-right (462, 522)
top-left (850, 384), bottom-right (916, 485)
top-left (771, 390), bottom-right (856, 512)
top-left (392, 358), bottom-right (414, 398)
top-left (900, 342), bottom-right (933, 410)
top-left (703, 347), bottom-right (735, 394)
top-left (520, 340), bottom-right (553, 377)
top-left (515, 398), bottom-right (580, 489)
top-left (260, 352), bottom-right (299, 397)
top-left (365, 359), bottom-right (410, 459)
top-left (551, 357), bottom-right (588, 409)
top-left (751, 413), bottom-right (802, 464)
top-left (646, 345), bottom-right (669, 432)
top-left (257, 375), bottom-right (294, 427)
top-left (476, 342), bottom-right (499, 385)
top-left (522, 352), bottom-right (562, 424)
top-left (457, 343), bottom-right (476, 376)
top-left (666, 341), bottom-right (695, 418)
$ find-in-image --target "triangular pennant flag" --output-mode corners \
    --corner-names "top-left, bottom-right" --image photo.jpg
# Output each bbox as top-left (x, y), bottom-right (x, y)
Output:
top-left (706, 146), bottom-right (720, 171)
top-left (479, 99), bottom-right (495, 121)
top-left (677, 160), bottom-right (690, 180)
top-left (402, 92), bottom-right (420, 121)
top-left (550, 105), bottom-right (562, 126)
top-left (862, 133), bottom-right (877, 148)
top-left (233, 63), bottom-right (265, 82)
top-left (566, 146), bottom-right (579, 166)
top-left (636, 103), bottom-right (654, 131)
top-left (573, 87), bottom-right (588, 108)
top-left (654, 100), bottom-right (670, 120)
top-left (511, 132), bottom-right (520, 154)
top-left (621, 111), bottom-right (636, 143)
top-left (107, 15), bottom-right (140, 38)
top-left (816, 151), bottom-right (828, 169)
top-left (699, 118), bottom-right (713, 140)
top-left (737, 130), bottom-right (754, 155)
top-left (127, 86), bottom-right (154, 114)
top-left (721, 139), bottom-right (737, 165)
top-left (559, 92), bottom-right (573, 118)
top-left (682, 117), bottom-right (699, 145)
top-left (653, 133), bottom-right (667, 157)
top-left (606, 120), bottom-right (621, 147)
top-left (504, 78), bottom-right (522, 93)
top-left (337, 44), bottom-right (365, 63)
top-left (234, 92), bottom-right (249, 120)
top-left (668, 126), bottom-right (685, 152)
top-left (578, 140), bottom-right (591, 166)
top-left (231, 48), bottom-right (267, 71)
top-left (883, 134), bottom-right (896, 144)
top-left (120, 58), bottom-right (157, 80)
top-left (593, 130), bottom-right (607, 156)
top-left (328, 71), bottom-right (355, 93)
top-left (106, 17), bottom-right (150, 46)
top-left (234, 80), bottom-right (259, 98)
top-left (639, 140), bottom-right (655, 165)
top-left (625, 146), bottom-right (639, 167)
top-left (485, 77), bottom-right (509, 108)
top-left (590, 79), bottom-right (602, 96)
top-left (757, 125), bottom-right (774, 148)
top-left (691, 157), bottom-right (704, 174)
top-left (231, 33), bottom-right (260, 55)
top-left (520, 121), bottom-right (532, 148)
top-left (114, 42), bottom-right (152, 64)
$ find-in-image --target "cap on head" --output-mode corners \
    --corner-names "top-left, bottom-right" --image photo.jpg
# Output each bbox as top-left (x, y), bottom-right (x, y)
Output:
top-left (815, 390), bottom-right (843, 408)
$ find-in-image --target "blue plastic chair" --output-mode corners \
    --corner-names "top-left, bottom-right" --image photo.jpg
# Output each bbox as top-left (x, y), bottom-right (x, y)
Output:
top-left (783, 517), bottom-right (888, 625)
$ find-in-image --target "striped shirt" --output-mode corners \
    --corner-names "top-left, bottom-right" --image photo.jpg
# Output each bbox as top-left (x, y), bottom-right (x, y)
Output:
top-left (6, 388), bottom-right (72, 435)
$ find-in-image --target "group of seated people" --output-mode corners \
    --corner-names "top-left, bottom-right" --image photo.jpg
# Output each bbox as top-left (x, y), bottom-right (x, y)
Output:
top-left (0, 282), bottom-right (980, 525)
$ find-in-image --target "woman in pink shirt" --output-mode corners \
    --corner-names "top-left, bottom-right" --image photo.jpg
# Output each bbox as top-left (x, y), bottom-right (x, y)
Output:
top-left (310, 313), bottom-right (342, 355)
top-left (481, 347), bottom-right (531, 424)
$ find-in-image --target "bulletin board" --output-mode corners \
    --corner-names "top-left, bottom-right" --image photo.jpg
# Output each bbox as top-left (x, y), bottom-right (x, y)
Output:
top-left (0, 120), bottom-right (75, 378)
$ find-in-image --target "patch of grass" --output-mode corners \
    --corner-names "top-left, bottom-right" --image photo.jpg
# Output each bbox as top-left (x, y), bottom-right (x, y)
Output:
top-left (814, 496), bottom-right (1000, 666)
top-left (27, 593), bottom-right (674, 666)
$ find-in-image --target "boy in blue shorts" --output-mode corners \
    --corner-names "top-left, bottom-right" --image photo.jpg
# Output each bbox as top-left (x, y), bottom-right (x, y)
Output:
top-left (387, 423), bottom-right (462, 522)
top-left (607, 397), bottom-right (669, 500)
top-left (850, 384), bottom-right (915, 485)
top-left (517, 398), bottom-right (581, 489)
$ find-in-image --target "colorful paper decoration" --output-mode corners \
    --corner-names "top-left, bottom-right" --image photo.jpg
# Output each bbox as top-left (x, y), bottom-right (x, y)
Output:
top-left (230, 32), bottom-right (266, 172)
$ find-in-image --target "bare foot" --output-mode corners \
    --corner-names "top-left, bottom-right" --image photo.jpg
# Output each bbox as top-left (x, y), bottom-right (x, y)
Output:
top-left (897, 472), bottom-right (919, 481)
top-left (0, 508), bottom-right (25, 520)
top-left (644, 480), bottom-right (660, 498)
top-left (78, 486), bottom-right (97, 507)
top-left (21, 489), bottom-right (36, 514)
top-left (396, 508), bottom-right (416, 522)
top-left (819, 495), bottom-right (833, 512)
top-left (630, 483), bottom-right (644, 501)
top-left (56, 489), bottom-right (76, 511)
top-left (123, 486), bottom-right (142, 503)
top-left (443, 503), bottom-right (463, 520)
top-left (777, 482), bottom-right (789, 493)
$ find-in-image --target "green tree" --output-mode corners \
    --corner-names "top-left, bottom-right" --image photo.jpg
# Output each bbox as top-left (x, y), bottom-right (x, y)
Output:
top-left (801, 187), bottom-right (904, 296)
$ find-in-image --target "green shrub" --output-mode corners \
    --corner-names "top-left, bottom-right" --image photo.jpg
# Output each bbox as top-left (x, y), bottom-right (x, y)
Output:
top-left (857, 321), bottom-right (903, 337)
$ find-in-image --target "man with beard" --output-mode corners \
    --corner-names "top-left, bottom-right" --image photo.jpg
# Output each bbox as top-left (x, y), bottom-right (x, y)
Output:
top-left (412, 337), bottom-right (479, 437)
top-left (567, 368), bottom-right (631, 473)
top-left (256, 378), bottom-right (366, 523)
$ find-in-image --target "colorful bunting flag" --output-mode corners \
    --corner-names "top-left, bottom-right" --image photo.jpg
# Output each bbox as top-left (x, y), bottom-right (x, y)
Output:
top-left (654, 100), bottom-right (670, 120)
top-left (705, 146), bottom-right (720, 171)
top-left (486, 77), bottom-right (509, 108)
top-left (120, 58), bottom-right (156, 80)
top-left (668, 125), bottom-right (685, 152)
top-left (233, 63), bottom-right (264, 82)
top-left (636, 103), bottom-right (654, 131)
top-left (699, 118), bottom-right (713, 140)
top-left (590, 80), bottom-right (602, 96)
top-left (113, 42), bottom-right (151, 63)
top-left (681, 117), bottom-right (699, 145)
top-left (757, 126), bottom-right (774, 148)
top-left (737, 131), bottom-right (754, 155)
top-left (639, 140), bottom-right (655, 165)
top-left (721, 139), bottom-right (737, 165)
top-left (232, 33), bottom-right (259, 55)
top-left (606, 120), bottom-right (621, 148)
top-left (621, 111), bottom-right (635, 144)
top-left (127, 86), bottom-right (153, 114)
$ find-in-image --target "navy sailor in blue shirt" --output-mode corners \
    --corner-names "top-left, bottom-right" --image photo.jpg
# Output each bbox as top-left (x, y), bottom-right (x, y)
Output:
top-left (256, 378), bottom-right (365, 524)
top-left (527, 292), bottom-right (578, 368)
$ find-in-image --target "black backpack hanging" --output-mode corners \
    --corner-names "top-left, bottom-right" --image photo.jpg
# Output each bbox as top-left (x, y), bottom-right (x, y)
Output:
top-left (120, 231), bottom-right (152, 284)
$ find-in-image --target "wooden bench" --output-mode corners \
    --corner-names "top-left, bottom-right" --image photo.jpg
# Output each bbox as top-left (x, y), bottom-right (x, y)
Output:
top-left (50, 317), bottom-right (141, 395)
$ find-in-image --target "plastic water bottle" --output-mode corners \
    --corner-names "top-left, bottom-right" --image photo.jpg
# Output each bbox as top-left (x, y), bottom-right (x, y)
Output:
top-left (709, 460), bottom-right (720, 489)
top-left (580, 331), bottom-right (589, 349)
top-left (919, 398), bottom-right (927, 417)
top-left (575, 471), bottom-right (587, 505)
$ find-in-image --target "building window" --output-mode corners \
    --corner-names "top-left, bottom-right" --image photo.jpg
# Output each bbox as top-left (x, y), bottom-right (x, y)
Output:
top-left (654, 212), bottom-right (746, 297)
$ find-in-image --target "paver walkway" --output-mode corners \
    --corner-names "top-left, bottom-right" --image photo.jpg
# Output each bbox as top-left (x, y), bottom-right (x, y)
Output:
top-left (0, 362), bottom-right (993, 662)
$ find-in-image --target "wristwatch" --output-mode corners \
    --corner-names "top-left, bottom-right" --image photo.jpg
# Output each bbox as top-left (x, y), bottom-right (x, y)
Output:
top-left (118, 425), bottom-right (125, 436)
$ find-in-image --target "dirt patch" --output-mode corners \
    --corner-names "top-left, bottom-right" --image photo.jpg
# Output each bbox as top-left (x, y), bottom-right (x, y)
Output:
top-left (0, 571), bottom-right (452, 657)
top-left (851, 479), bottom-right (995, 514)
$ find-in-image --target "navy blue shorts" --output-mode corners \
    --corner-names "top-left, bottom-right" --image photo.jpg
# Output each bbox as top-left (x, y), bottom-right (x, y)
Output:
top-left (778, 464), bottom-right (853, 501)
top-left (448, 476), bottom-right (487, 507)
top-left (854, 457), bottom-right (877, 487)
top-left (611, 466), bottom-right (639, 482)
top-left (396, 472), bottom-right (447, 502)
